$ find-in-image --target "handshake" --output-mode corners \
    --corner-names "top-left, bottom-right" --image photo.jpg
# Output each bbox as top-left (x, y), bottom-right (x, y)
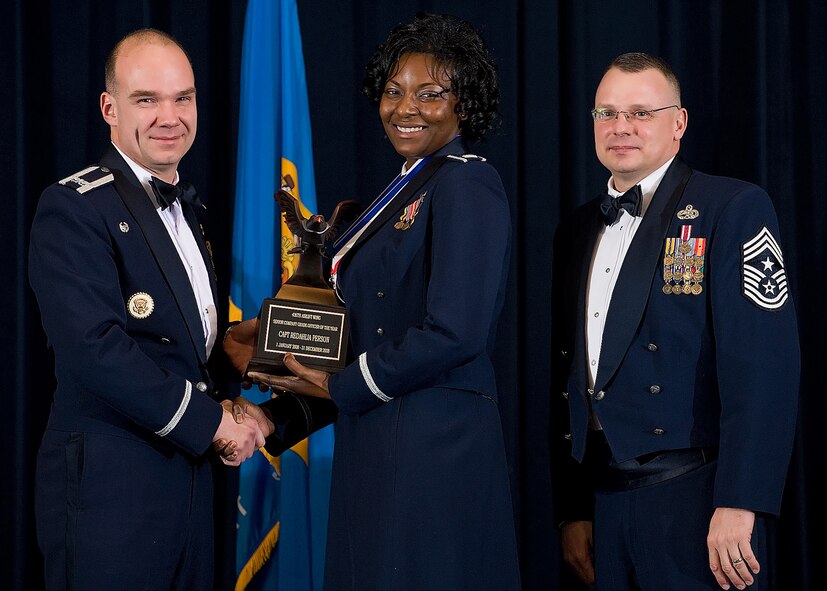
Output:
top-left (208, 317), bottom-right (338, 466)
top-left (211, 397), bottom-right (275, 466)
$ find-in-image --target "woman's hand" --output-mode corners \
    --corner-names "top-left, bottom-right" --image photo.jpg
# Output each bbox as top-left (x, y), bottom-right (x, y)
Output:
top-left (248, 353), bottom-right (332, 400)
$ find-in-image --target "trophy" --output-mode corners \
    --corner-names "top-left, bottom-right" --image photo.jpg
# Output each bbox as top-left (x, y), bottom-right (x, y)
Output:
top-left (246, 177), bottom-right (361, 376)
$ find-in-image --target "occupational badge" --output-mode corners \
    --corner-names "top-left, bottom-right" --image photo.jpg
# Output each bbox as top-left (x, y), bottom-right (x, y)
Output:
top-left (394, 192), bottom-right (426, 230)
top-left (676, 204), bottom-right (700, 220)
top-left (742, 226), bottom-right (788, 310)
top-left (662, 226), bottom-right (706, 296)
top-left (127, 292), bottom-right (155, 319)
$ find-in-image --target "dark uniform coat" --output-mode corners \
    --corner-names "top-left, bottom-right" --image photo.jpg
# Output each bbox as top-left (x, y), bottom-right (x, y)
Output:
top-left (29, 146), bottom-right (224, 590)
top-left (551, 157), bottom-right (799, 586)
top-left (323, 138), bottom-right (521, 590)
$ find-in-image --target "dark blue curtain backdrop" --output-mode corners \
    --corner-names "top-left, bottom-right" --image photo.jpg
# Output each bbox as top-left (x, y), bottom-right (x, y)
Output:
top-left (3, 1), bottom-right (823, 589)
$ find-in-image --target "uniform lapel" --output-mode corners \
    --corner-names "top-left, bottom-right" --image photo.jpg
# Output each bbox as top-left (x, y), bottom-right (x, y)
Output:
top-left (341, 138), bottom-right (466, 262)
top-left (572, 203), bottom-right (605, 394)
top-left (180, 204), bottom-right (219, 307)
top-left (345, 156), bottom-right (449, 255)
top-left (101, 148), bottom-right (208, 363)
top-left (594, 158), bottom-right (692, 392)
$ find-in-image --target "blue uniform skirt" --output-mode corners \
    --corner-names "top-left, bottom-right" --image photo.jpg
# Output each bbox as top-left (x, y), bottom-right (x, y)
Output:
top-left (324, 387), bottom-right (521, 590)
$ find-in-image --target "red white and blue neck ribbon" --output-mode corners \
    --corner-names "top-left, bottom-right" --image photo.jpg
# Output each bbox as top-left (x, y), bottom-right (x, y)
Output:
top-left (330, 156), bottom-right (430, 286)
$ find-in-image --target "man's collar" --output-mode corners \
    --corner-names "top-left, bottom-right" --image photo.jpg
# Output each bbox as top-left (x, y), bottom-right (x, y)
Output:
top-left (606, 156), bottom-right (677, 216)
top-left (111, 142), bottom-right (179, 207)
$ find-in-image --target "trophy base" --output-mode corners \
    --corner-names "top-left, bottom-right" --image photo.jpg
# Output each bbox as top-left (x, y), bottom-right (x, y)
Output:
top-left (247, 284), bottom-right (349, 376)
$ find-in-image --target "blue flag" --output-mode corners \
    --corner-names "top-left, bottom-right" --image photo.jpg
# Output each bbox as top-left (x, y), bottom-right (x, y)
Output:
top-left (230, 1), bottom-right (333, 589)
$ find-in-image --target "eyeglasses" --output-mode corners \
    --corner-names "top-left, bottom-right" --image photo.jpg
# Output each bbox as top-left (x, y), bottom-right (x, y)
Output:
top-left (591, 105), bottom-right (679, 122)
top-left (383, 87), bottom-right (454, 104)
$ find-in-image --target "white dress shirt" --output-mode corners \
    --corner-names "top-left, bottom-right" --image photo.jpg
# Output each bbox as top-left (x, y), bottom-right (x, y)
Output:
top-left (585, 157), bottom-right (675, 390)
top-left (114, 144), bottom-right (217, 357)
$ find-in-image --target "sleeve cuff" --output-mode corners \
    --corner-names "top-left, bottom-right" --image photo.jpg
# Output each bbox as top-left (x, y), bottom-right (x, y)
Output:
top-left (359, 352), bottom-right (393, 402)
top-left (155, 380), bottom-right (192, 437)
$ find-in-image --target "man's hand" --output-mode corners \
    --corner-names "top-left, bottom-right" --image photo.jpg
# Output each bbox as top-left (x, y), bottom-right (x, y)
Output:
top-left (231, 397), bottom-right (275, 437)
top-left (707, 507), bottom-right (758, 590)
top-left (212, 398), bottom-right (275, 463)
top-left (212, 403), bottom-right (266, 466)
top-left (248, 353), bottom-right (332, 400)
top-left (561, 520), bottom-right (595, 586)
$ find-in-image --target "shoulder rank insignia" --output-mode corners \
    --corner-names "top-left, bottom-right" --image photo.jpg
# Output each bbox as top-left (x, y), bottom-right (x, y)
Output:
top-left (394, 191), bottom-right (426, 230)
top-left (58, 165), bottom-right (114, 194)
top-left (676, 204), bottom-right (699, 220)
top-left (446, 153), bottom-right (487, 163)
top-left (742, 226), bottom-right (788, 310)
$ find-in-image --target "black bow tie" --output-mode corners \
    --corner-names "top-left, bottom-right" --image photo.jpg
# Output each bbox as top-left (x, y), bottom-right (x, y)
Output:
top-left (150, 176), bottom-right (200, 210)
top-left (600, 184), bottom-right (642, 226)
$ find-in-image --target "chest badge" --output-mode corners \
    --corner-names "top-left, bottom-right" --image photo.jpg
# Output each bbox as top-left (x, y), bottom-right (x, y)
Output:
top-left (127, 292), bottom-right (155, 319)
top-left (119, 221), bottom-right (130, 233)
top-left (676, 204), bottom-right (700, 220)
top-left (394, 191), bottom-right (426, 230)
top-left (662, 225), bottom-right (707, 295)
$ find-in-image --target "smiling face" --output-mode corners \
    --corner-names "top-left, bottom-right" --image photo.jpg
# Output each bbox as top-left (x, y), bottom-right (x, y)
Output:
top-left (379, 53), bottom-right (462, 168)
top-left (593, 67), bottom-right (687, 191)
top-left (100, 39), bottom-right (196, 182)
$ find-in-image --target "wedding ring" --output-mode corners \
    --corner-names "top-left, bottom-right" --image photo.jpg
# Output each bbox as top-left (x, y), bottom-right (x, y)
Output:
top-left (731, 558), bottom-right (743, 566)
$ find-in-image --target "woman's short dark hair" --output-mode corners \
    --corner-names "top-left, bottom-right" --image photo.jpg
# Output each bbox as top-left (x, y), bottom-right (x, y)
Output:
top-left (363, 12), bottom-right (499, 143)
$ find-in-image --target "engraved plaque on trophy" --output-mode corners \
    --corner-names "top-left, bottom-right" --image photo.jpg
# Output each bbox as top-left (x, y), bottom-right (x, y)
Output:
top-left (246, 182), bottom-right (361, 376)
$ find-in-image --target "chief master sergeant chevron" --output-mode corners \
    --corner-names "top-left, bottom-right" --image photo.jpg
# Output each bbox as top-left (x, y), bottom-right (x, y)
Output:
top-left (550, 52), bottom-right (800, 591)
top-left (28, 28), bottom-right (266, 590)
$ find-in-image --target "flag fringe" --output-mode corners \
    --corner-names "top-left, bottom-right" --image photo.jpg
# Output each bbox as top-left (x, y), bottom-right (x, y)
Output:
top-left (235, 521), bottom-right (281, 591)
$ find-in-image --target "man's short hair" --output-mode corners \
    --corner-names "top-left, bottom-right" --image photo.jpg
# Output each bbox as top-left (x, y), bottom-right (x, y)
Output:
top-left (104, 28), bottom-right (192, 94)
top-left (607, 52), bottom-right (681, 103)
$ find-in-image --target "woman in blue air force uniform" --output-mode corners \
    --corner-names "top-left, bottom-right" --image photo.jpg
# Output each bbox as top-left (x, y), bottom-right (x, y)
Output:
top-left (252, 12), bottom-right (521, 591)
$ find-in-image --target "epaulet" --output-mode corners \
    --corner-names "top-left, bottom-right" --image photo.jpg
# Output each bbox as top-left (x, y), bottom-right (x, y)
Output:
top-left (58, 165), bottom-right (114, 194)
top-left (445, 153), bottom-right (487, 163)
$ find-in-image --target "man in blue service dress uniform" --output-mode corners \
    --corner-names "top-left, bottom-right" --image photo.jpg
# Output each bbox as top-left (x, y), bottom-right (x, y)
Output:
top-left (28, 29), bottom-right (265, 590)
top-left (550, 53), bottom-right (799, 591)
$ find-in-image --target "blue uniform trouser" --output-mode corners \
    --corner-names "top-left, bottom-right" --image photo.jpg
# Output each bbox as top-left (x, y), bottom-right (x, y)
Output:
top-left (593, 461), bottom-right (768, 591)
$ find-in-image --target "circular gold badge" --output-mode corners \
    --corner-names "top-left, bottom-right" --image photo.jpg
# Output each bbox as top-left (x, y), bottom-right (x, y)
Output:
top-left (127, 292), bottom-right (154, 319)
